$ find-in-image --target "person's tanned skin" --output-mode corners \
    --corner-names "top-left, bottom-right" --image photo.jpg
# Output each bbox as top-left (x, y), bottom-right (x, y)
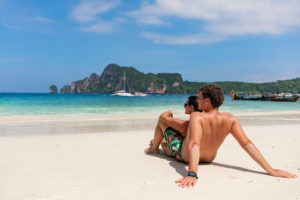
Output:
top-left (144, 97), bottom-right (196, 155)
top-left (176, 88), bottom-right (297, 188)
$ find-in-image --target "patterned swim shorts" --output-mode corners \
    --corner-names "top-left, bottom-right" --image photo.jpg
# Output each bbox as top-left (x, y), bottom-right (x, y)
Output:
top-left (164, 127), bottom-right (185, 162)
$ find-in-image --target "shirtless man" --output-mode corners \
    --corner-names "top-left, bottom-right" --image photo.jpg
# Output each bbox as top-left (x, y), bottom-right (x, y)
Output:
top-left (145, 84), bottom-right (297, 188)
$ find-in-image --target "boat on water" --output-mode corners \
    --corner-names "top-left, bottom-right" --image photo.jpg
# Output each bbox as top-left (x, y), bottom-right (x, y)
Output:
top-left (113, 90), bottom-right (134, 97)
top-left (112, 72), bottom-right (134, 97)
top-left (134, 92), bottom-right (148, 97)
top-left (112, 72), bottom-right (148, 97)
top-left (231, 90), bottom-right (299, 102)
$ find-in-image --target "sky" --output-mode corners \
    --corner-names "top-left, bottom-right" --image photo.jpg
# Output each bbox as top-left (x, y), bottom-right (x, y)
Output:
top-left (0, 0), bottom-right (300, 92)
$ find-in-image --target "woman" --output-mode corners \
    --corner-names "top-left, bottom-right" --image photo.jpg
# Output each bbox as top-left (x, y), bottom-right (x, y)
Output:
top-left (145, 96), bottom-right (202, 162)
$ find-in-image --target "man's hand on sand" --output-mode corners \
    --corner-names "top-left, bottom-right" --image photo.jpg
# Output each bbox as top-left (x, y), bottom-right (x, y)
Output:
top-left (270, 169), bottom-right (298, 178)
top-left (175, 176), bottom-right (197, 188)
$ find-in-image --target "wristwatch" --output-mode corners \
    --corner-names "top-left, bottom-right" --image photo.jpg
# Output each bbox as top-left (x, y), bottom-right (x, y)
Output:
top-left (187, 171), bottom-right (198, 179)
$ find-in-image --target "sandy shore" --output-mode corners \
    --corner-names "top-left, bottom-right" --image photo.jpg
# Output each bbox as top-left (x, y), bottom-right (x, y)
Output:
top-left (2, 110), bottom-right (300, 136)
top-left (1, 112), bottom-right (300, 200)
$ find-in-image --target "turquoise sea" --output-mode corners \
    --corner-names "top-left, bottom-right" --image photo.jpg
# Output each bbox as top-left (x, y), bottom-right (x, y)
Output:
top-left (0, 93), bottom-right (300, 116)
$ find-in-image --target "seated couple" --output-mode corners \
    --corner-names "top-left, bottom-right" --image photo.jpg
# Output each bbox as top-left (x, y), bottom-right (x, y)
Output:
top-left (145, 84), bottom-right (297, 188)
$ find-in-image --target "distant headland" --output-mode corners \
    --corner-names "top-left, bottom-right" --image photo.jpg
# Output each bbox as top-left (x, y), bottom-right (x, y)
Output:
top-left (50, 63), bottom-right (300, 94)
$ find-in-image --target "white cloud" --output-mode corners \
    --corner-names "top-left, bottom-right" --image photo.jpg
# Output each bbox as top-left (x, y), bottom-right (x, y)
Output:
top-left (133, 0), bottom-right (300, 44)
top-left (70, 0), bottom-right (121, 33)
top-left (81, 20), bottom-right (114, 33)
top-left (139, 16), bottom-right (166, 25)
top-left (70, 0), bottom-right (120, 22)
top-left (130, 2), bottom-right (168, 25)
top-left (143, 32), bottom-right (226, 44)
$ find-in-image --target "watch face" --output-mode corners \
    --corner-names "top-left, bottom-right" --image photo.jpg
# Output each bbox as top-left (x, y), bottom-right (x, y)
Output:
top-left (188, 171), bottom-right (197, 176)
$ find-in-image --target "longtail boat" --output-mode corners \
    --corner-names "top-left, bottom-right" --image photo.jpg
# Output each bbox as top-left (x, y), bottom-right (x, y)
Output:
top-left (231, 90), bottom-right (299, 102)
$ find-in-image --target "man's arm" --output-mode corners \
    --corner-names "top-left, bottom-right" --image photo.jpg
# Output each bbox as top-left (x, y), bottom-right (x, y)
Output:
top-left (159, 111), bottom-right (188, 135)
top-left (230, 116), bottom-right (297, 178)
top-left (176, 113), bottom-right (202, 187)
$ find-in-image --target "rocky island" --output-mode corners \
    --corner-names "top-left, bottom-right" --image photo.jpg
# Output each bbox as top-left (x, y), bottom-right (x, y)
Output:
top-left (60, 64), bottom-right (186, 94)
top-left (56, 63), bottom-right (300, 94)
top-left (49, 85), bottom-right (58, 93)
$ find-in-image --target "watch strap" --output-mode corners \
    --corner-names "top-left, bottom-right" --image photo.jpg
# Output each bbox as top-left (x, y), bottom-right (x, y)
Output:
top-left (187, 171), bottom-right (198, 179)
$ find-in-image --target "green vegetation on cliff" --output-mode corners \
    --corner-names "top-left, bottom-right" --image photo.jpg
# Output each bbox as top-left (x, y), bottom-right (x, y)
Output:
top-left (183, 79), bottom-right (300, 94)
top-left (59, 64), bottom-right (300, 94)
top-left (49, 85), bottom-right (58, 93)
top-left (81, 64), bottom-right (184, 94)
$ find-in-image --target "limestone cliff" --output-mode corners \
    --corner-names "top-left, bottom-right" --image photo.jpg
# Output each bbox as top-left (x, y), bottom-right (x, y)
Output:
top-left (55, 64), bottom-right (300, 94)
top-left (60, 64), bottom-right (184, 94)
top-left (60, 73), bottom-right (100, 93)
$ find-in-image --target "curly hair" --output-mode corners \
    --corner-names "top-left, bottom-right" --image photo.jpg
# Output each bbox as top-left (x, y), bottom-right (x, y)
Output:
top-left (199, 84), bottom-right (224, 108)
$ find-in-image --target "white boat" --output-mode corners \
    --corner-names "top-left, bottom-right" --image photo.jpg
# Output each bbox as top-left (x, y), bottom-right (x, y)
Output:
top-left (134, 92), bottom-right (148, 97)
top-left (277, 93), bottom-right (293, 97)
top-left (114, 90), bottom-right (134, 96)
top-left (113, 72), bottom-right (134, 97)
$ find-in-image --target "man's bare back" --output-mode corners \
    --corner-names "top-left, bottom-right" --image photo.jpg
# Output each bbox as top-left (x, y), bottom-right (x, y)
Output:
top-left (181, 112), bottom-right (235, 163)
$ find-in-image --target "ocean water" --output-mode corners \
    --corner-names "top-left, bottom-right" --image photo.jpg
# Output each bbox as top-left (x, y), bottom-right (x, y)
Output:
top-left (0, 93), bottom-right (300, 116)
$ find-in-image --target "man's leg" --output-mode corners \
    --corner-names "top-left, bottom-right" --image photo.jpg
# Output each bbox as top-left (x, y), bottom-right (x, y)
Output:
top-left (144, 119), bottom-right (169, 154)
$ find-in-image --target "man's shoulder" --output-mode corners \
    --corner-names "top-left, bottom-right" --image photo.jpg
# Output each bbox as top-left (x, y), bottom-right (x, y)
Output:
top-left (190, 112), bottom-right (206, 118)
top-left (191, 112), bottom-right (238, 121)
top-left (192, 112), bottom-right (235, 117)
top-left (220, 112), bottom-right (237, 119)
top-left (220, 112), bottom-right (235, 117)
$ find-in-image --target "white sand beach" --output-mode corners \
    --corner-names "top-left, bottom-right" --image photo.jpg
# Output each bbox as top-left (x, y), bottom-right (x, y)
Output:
top-left (1, 112), bottom-right (300, 200)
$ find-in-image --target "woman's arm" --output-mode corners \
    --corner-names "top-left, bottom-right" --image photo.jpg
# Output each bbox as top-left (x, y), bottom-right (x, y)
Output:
top-left (159, 111), bottom-right (189, 134)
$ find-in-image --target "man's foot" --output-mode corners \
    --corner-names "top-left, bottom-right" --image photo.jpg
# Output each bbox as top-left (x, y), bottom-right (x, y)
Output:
top-left (144, 139), bottom-right (159, 154)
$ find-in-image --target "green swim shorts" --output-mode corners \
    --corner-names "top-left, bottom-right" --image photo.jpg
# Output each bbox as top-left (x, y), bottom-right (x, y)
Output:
top-left (164, 127), bottom-right (185, 162)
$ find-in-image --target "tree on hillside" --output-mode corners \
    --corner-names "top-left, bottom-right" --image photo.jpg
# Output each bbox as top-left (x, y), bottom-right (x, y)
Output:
top-left (49, 85), bottom-right (58, 93)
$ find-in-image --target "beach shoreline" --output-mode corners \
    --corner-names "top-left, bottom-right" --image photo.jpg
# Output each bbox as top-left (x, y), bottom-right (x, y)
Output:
top-left (1, 110), bottom-right (300, 136)
top-left (2, 109), bottom-right (300, 123)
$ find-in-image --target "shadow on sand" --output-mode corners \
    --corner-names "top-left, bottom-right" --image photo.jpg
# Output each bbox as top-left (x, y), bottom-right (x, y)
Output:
top-left (145, 150), bottom-right (267, 177)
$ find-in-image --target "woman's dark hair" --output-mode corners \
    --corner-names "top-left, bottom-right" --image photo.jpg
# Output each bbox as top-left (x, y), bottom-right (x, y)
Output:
top-left (187, 96), bottom-right (202, 112)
